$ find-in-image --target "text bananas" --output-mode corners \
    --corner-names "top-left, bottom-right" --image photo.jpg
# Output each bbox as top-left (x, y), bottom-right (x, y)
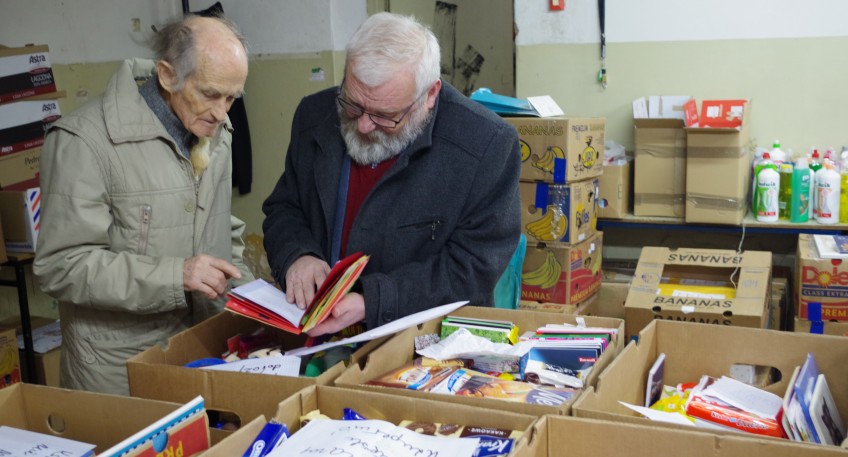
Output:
top-left (525, 205), bottom-right (567, 241)
top-left (522, 251), bottom-right (562, 289)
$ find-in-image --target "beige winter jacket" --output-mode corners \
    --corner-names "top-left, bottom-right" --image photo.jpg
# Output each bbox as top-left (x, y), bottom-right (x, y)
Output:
top-left (33, 58), bottom-right (252, 395)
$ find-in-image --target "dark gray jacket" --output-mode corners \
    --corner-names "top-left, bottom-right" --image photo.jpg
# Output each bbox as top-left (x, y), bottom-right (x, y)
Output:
top-left (262, 82), bottom-right (520, 329)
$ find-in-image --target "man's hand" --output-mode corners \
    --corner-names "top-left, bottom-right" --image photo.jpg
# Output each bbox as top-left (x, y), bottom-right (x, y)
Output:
top-left (183, 255), bottom-right (242, 299)
top-left (306, 292), bottom-right (365, 337)
top-left (285, 255), bottom-right (331, 309)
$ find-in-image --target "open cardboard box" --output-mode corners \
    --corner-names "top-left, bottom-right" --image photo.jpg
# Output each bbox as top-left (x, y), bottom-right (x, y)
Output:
top-left (334, 306), bottom-right (624, 416)
top-left (0, 383), bottom-right (210, 455)
top-left (510, 414), bottom-right (848, 457)
top-left (127, 310), bottom-right (388, 443)
top-left (624, 246), bottom-right (771, 340)
top-left (201, 385), bottom-right (539, 456)
top-left (571, 319), bottom-right (848, 447)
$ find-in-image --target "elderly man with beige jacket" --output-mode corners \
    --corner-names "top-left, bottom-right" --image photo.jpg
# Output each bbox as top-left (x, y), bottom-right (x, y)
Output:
top-left (33, 14), bottom-right (253, 395)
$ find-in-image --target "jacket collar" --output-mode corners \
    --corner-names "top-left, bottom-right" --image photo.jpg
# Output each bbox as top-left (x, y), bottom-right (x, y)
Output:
top-left (102, 58), bottom-right (233, 146)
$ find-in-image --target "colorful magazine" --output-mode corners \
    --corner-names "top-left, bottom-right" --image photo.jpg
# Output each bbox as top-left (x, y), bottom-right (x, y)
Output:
top-left (226, 252), bottom-right (369, 334)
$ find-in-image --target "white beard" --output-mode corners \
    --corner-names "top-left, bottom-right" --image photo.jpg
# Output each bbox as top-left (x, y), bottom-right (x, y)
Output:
top-left (190, 136), bottom-right (211, 177)
top-left (340, 102), bottom-right (432, 166)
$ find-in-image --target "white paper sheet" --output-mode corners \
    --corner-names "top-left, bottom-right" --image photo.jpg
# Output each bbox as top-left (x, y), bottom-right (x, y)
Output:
top-left (527, 95), bottom-right (564, 117)
top-left (229, 279), bottom-right (305, 325)
top-left (618, 401), bottom-right (696, 427)
top-left (199, 355), bottom-right (301, 377)
top-left (284, 301), bottom-right (468, 357)
top-left (266, 419), bottom-right (479, 457)
top-left (0, 426), bottom-right (95, 457)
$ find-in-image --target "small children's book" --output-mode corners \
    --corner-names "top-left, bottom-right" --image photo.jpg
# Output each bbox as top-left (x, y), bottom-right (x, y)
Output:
top-left (226, 252), bottom-right (369, 334)
top-left (455, 376), bottom-right (577, 406)
top-left (808, 374), bottom-right (846, 446)
top-left (813, 234), bottom-right (848, 259)
top-left (98, 395), bottom-right (209, 457)
top-left (793, 353), bottom-right (822, 443)
top-left (645, 353), bottom-right (666, 408)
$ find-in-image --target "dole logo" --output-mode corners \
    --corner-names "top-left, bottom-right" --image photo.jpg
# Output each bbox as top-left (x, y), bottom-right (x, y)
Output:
top-left (802, 265), bottom-right (848, 287)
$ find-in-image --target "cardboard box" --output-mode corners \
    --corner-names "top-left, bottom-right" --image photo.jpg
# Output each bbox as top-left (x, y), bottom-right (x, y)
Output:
top-left (624, 247), bottom-right (771, 340)
top-left (0, 145), bottom-right (40, 190)
top-left (510, 414), bottom-right (848, 457)
top-left (518, 290), bottom-right (597, 315)
top-left (571, 319), bottom-right (848, 447)
top-left (127, 310), bottom-right (384, 442)
top-left (796, 233), bottom-right (848, 320)
top-left (507, 117), bottom-right (605, 184)
top-left (0, 383), bottom-right (210, 454)
top-left (521, 232), bottom-right (603, 305)
top-left (633, 119), bottom-right (687, 217)
top-left (685, 103), bottom-right (753, 224)
top-left (0, 315), bottom-right (61, 387)
top-left (0, 98), bottom-right (60, 156)
top-left (632, 96), bottom-right (690, 218)
top-left (794, 317), bottom-right (848, 337)
top-left (0, 187), bottom-right (39, 252)
top-left (201, 385), bottom-right (539, 456)
top-left (520, 179), bottom-right (598, 245)
top-left (335, 306), bottom-right (625, 416)
top-left (0, 45), bottom-right (57, 103)
top-left (582, 281), bottom-right (629, 320)
top-left (0, 328), bottom-right (21, 389)
top-left (597, 159), bottom-right (630, 218)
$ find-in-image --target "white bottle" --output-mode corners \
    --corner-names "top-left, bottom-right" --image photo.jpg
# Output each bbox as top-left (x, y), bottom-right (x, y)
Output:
top-left (769, 140), bottom-right (787, 164)
top-left (755, 166), bottom-right (780, 222)
top-left (816, 160), bottom-right (841, 224)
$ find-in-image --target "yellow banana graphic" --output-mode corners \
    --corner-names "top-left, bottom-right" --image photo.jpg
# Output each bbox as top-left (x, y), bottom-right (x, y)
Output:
top-left (0, 345), bottom-right (15, 376)
top-left (522, 251), bottom-right (562, 289)
top-left (520, 140), bottom-right (531, 162)
top-left (525, 205), bottom-right (567, 241)
top-left (532, 148), bottom-right (555, 173)
top-left (551, 146), bottom-right (566, 160)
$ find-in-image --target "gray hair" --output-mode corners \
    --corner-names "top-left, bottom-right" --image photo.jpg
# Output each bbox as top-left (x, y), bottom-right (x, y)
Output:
top-left (150, 14), bottom-right (248, 90)
top-left (345, 12), bottom-right (440, 96)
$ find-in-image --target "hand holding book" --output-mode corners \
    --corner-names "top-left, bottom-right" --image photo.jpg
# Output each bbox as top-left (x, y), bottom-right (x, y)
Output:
top-left (226, 252), bottom-right (370, 335)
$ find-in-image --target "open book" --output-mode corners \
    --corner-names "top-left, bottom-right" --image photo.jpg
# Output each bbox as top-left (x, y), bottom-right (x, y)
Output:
top-left (226, 252), bottom-right (370, 334)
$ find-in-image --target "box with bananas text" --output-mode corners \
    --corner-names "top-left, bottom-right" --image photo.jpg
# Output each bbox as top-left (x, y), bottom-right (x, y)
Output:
top-left (506, 117), bottom-right (605, 184)
top-left (521, 232), bottom-right (603, 306)
top-left (624, 247), bottom-right (771, 340)
top-left (520, 179), bottom-right (598, 245)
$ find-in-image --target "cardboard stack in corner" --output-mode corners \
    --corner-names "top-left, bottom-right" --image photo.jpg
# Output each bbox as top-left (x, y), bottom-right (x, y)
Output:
top-left (795, 233), bottom-right (848, 336)
top-left (0, 44), bottom-right (66, 253)
top-left (624, 246), bottom-right (771, 340)
top-left (505, 113), bottom-right (606, 311)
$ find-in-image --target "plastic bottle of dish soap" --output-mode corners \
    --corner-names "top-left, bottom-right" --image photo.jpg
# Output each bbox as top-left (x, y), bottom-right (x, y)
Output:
top-left (777, 163), bottom-right (794, 220)
top-left (816, 160), bottom-right (841, 224)
top-left (755, 163), bottom-right (780, 223)
top-left (840, 150), bottom-right (848, 223)
top-left (751, 152), bottom-right (777, 214)
top-left (809, 149), bottom-right (823, 217)
top-left (769, 140), bottom-right (787, 164)
top-left (790, 157), bottom-right (811, 223)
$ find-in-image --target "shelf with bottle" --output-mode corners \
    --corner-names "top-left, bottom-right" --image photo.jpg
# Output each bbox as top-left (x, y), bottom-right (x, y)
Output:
top-left (597, 209), bottom-right (847, 235)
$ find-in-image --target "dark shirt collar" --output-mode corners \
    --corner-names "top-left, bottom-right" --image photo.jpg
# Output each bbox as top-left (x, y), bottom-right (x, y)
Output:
top-left (139, 75), bottom-right (194, 158)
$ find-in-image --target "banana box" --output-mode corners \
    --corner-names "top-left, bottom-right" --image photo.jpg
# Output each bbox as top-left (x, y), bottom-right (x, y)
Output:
top-left (507, 116), bottom-right (605, 184)
top-left (521, 232), bottom-right (603, 305)
top-left (520, 179), bottom-right (598, 245)
top-left (0, 328), bottom-right (21, 389)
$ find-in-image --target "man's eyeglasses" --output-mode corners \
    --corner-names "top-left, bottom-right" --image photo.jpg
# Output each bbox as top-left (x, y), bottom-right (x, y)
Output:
top-left (336, 88), bottom-right (426, 129)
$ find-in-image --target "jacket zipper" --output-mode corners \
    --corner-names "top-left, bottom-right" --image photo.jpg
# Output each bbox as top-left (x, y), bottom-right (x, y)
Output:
top-left (138, 204), bottom-right (152, 255)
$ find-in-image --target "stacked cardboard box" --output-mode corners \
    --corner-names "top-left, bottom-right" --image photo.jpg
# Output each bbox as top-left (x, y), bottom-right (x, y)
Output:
top-left (506, 116), bottom-right (606, 308)
top-left (684, 99), bottom-right (753, 225)
top-left (0, 44), bottom-right (63, 253)
top-left (0, 327), bottom-right (21, 390)
top-left (632, 96), bottom-right (691, 218)
top-left (795, 233), bottom-right (848, 336)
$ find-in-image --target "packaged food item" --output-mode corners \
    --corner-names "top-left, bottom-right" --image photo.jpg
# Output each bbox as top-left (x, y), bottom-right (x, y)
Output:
top-left (366, 361), bottom-right (458, 391)
top-left (399, 421), bottom-right (523, 457)
top-left (455, 376), bottom-right (577, 406)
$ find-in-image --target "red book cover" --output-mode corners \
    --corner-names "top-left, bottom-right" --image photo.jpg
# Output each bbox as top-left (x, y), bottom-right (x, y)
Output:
top-left (226, 252), bottom-right (369, 335)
